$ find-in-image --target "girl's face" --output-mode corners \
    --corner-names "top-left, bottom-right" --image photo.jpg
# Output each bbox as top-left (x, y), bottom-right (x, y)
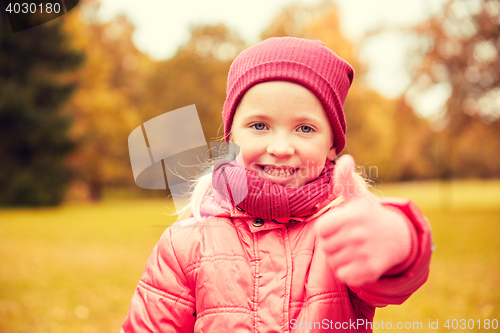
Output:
top-left (230, 81), bottom-right (337, 188)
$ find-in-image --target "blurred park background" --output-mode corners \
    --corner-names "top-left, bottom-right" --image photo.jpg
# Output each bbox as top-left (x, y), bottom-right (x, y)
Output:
top-left (0, 0), bottom-right (499, 331)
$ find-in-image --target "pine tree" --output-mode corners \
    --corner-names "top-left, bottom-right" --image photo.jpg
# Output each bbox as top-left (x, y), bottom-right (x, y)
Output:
top-left (0, 3), bottom-right (85, 205)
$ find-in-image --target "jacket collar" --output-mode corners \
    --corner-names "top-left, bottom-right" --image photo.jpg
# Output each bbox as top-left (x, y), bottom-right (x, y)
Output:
top-left (196, 190), bottom-right (337, 232)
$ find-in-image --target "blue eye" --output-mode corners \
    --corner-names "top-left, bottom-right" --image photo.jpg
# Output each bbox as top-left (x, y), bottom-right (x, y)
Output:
top-left (252, 123), bottom-right (266, 131)
top-left (299, 125), bottom-right (313, 133)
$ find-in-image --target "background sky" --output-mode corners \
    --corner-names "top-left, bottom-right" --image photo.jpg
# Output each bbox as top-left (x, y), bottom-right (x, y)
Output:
top-left (91, 0), bottom-right (447, 107)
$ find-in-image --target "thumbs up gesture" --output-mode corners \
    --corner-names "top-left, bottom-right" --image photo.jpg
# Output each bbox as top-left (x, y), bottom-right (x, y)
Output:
top-left (316, 155), bottom-right (412, 286)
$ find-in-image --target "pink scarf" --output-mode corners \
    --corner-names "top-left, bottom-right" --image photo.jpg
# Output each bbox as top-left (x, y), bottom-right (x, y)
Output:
top-left (212, 160), bottom-right (335, 220)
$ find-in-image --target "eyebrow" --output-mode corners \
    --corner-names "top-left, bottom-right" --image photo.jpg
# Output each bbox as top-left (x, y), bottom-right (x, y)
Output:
top-left (240, 113), bottom-right (272, 122)
top-left (294, 115), bottom-right (323, 123)
top-left (241, 112), bottom-right (323, 124)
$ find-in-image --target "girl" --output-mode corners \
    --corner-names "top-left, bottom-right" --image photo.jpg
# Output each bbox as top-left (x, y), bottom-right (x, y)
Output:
top-left (121, 37), bottom-right (432, 333)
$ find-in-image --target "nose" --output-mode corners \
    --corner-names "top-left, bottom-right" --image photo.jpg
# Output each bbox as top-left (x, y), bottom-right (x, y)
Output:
top-left (267, 135), bottom-right (294, 158)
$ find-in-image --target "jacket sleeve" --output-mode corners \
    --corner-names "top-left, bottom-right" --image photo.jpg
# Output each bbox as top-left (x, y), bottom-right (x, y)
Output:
top-left (349, 198), bottom-right (433, 307)
top-left (121, 225), bottom-right (196, 332)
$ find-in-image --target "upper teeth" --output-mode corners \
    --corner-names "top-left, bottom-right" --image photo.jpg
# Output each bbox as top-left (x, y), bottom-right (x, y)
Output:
top-left (264, 166), bottom-right (294, 177)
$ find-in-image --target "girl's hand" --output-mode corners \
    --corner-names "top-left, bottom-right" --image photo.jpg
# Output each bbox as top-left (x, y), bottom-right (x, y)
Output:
top-left (315, 155), bottom-right (412, 286)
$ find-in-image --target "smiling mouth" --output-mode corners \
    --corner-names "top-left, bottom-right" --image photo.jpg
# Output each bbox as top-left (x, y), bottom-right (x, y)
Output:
top-left (260, 165), bottom-right (296, 177)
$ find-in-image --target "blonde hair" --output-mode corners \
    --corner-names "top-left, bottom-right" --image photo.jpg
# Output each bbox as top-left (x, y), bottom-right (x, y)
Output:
top-left (174, 153), bottom-right (373, 223)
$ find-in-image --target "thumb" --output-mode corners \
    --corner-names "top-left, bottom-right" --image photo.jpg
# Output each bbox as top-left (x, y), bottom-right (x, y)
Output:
top-left (333, 154), bottom-right (367, 203)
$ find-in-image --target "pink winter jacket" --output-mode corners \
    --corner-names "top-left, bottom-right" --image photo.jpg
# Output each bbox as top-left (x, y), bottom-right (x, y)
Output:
top-left (121, 191), bottom-right (432, 332)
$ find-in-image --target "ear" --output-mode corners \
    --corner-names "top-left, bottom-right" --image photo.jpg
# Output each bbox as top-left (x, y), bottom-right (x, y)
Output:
top-left (327, 146), bottom-right (337, 161)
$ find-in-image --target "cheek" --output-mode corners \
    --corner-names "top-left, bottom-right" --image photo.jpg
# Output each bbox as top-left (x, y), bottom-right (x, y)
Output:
top-left (235, 152), bottom-right (245, 167)
top-left (235, 142), bottom-right (261, 168)
top-left (303, 144), bottom-right (328, 163)
top-left (299, 144), bottom-right (330, 176)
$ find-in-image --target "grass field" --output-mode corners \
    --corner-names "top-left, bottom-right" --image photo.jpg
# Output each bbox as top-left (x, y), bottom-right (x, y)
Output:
top-left (374, 180), bottom-right (500, 332)
top-left (0, 180), bottom-right (499, 332)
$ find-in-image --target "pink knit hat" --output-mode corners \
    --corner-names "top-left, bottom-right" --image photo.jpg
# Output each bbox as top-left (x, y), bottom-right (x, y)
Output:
top-left (222, 37), bottom-right (354, 154)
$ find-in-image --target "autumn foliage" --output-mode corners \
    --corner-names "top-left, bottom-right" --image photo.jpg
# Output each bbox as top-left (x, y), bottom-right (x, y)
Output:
top-left (1, 0), bottom-right (498, 204)
top-left (404, 0), bottom-right (500, 179)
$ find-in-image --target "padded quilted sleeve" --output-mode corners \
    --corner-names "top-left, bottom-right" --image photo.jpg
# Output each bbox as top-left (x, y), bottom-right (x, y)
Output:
top-left (121, 226), bottom-right (196, 332)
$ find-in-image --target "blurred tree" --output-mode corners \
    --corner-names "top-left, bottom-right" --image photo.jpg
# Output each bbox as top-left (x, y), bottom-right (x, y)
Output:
top-left (60, 0), bottom-right (245, 201)
top-left (62, 4), bottom-right (150, 200)
top-left (0, 3), bottom-right (84, 206)
top-left (390, 98), bottom-right (437, 180)
top-left (261, 0), bottom-right (433, 181)
top-left (144, 24), bottom-right (246, 142)
top-left (405, 0), bottom-right (500, 178)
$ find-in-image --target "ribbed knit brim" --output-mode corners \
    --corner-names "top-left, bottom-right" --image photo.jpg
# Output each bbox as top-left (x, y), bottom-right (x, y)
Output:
top-left (222, 37), bottom-right (354, 154)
